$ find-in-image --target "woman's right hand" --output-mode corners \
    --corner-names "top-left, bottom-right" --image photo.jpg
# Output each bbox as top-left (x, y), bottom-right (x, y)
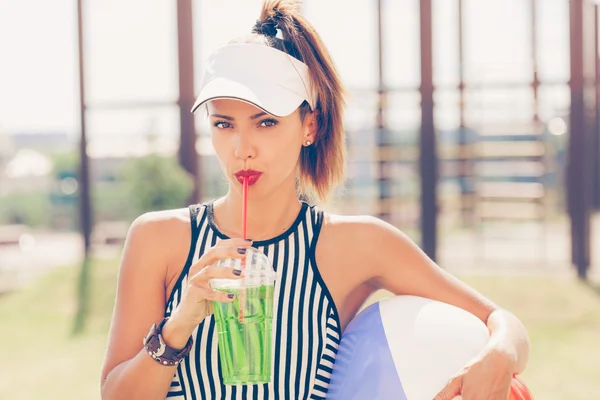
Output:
top-left (161, 238), bottom-right (253, 348)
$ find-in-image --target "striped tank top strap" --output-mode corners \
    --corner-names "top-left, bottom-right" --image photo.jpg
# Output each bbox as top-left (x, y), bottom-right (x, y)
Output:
top-left (308, 205), bottom-right (324, 249)
top-left (307, 205), bottom-right (342, 400)
top-left (164, 204), bottom-right (204, 317)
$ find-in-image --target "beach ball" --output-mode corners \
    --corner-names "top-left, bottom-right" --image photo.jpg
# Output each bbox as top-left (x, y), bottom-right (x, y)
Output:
top-left (327, 295), bottom-right (533, 400)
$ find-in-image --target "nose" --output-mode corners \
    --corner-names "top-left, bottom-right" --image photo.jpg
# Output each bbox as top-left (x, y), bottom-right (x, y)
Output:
top-left (234, 131), bottom-right (256, 161)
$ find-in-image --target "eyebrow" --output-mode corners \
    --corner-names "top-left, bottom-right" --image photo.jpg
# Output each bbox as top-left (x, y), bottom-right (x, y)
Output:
top-left (209, 112), bottom-right (269, 121)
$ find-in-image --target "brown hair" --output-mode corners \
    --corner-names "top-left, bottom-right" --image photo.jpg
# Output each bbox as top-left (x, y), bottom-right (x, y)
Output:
top-left (232, 0), bottom-right (347, 202)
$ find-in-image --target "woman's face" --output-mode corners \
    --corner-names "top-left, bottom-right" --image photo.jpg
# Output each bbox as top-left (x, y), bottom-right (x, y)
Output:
top-left (207, 99), bottom-right (315, 200)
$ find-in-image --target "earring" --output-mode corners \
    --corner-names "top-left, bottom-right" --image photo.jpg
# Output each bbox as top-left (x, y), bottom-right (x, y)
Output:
top-left (305, 140), bottom-right (311, 146)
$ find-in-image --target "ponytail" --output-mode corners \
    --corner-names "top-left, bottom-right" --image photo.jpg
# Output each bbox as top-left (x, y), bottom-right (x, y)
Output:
top-left (234, 0), bottom-right (347, 202)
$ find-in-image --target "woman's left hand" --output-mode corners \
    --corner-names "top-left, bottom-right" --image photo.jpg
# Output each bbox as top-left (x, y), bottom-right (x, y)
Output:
top-left (433, 347), bottom-right (515, 400)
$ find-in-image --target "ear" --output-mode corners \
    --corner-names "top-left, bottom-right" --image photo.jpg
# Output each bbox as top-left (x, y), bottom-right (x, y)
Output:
top-left (303, 110), bottom-right (319, 144)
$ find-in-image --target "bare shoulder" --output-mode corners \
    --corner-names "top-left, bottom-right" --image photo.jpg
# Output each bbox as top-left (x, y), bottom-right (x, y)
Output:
top-left (127, 207), bottom-right (191, 248)
top-left (317, 210), bottom-right (425, 282)
top-left (130, 207), bottom-right (190, 232)
top-left (313, 212), bottom-right (397, 321)
top-left (318, 211), bottom-right (397, 254)
top-left (125, 207), bottom-right (192, 279)
top-left (316, 212), bottom-right (394, 278)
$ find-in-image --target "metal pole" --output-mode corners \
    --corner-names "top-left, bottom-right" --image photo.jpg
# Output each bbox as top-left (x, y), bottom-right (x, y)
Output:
top-left (531, 0), bottom-right (540, 125)
top-left (74, 0), bottom-right (92, 335)
top-left (376, 0), bottom-right (390, 222)
top-left (177, 0), bottom-right (200, 204)
top-left (594, 5), bottom-right (600, 209)
top-left (568, 0), bottom-right (591, 279)
top-left (457, 0), bottom-right (471, 227)
top-left (76, 0), bottom-right (92, 256)
top-left (531, 0), bottom-right (547, 264)
top-left (420, 0), bottom-right (437, 260)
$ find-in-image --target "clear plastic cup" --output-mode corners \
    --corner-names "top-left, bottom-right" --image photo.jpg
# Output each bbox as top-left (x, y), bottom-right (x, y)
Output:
top-left (209, 247), bottom-right (277, 385)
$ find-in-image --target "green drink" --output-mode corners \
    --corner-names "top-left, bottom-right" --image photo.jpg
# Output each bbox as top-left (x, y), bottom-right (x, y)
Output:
top-left (213, 285), bottom-right (275, 384)
top-left (210, 248), bottom-right (276, 385)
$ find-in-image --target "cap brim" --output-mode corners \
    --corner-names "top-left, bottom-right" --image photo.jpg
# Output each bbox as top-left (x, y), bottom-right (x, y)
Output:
top-left (191, 77), bottom-right (305, 117)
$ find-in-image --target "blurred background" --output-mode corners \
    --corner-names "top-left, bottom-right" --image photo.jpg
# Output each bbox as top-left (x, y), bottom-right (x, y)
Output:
top-left (1, 0), bottom-right (599, 398)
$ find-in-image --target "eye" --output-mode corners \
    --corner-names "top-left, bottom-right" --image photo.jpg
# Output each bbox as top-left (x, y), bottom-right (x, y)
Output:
top-left (213, 120), bottom-right (232, 129)
top-left (259, 118), bottom-right (279, 127)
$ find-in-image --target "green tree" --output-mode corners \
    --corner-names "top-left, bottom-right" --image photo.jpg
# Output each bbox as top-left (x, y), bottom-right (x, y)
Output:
top-left (120, 154), bottom-right (194, 216)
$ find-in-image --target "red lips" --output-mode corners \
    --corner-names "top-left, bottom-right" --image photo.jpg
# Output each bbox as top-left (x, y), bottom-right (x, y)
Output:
top-left (234, 169), bottom-right (263, 185)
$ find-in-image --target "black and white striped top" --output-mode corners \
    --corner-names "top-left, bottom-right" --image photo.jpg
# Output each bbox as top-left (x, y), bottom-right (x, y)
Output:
top-left (164, 200), bottom-right (341, 399)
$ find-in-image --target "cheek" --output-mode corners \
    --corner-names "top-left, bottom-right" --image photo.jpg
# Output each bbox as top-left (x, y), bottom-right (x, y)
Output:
top-left (211, 131), bottom-right (234, 152)
top-left (269, 128), bottom-right (302, 160)
top-left (210, 133), bottom-right (234, 169)
top-left (272, 137), bottom-right (303, 176)
top-left (277, 121), bottom-right (304, 150)
top-left (210, 132), bottom-right (222, 151)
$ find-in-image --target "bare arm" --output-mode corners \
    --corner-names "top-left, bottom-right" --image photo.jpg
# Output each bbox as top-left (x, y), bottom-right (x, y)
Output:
top-left (354, 216), bottom-right (530, 374)
top-left (100, 212), bottom-right (191, 400)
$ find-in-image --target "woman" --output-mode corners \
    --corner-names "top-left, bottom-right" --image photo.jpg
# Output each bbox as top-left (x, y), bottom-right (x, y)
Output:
top-left (101, 1), bottom-right (530, 399)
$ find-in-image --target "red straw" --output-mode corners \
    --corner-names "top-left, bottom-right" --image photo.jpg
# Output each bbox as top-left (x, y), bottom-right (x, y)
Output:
top-left (239, 177), bottom-right (249, 322)
top-left (242, 177), bottom-right (248, 240)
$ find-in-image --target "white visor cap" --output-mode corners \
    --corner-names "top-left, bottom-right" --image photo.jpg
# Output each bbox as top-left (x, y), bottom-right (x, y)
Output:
top-left (191, 43), bottom-right (317, 117)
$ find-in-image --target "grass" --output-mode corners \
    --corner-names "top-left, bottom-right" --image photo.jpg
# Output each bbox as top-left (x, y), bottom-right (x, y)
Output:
top-left (1, 259), bottom-right (599, 399)
top-left (0, 258), bottom-right (117, 400)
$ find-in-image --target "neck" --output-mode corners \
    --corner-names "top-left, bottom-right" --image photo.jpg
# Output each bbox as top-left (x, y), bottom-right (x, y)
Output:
top-left (213, 180), bottom-right (302, 241)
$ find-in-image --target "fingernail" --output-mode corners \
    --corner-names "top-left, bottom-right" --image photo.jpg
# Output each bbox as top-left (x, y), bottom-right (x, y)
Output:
top-left (237, 247), bottom-right (247, 254)
top-left (233, 269), bottom-right (242, 276)
top-left (228, 293), bottom-right (235, 299)
top-left (245, 238), bottom-right (253, 242)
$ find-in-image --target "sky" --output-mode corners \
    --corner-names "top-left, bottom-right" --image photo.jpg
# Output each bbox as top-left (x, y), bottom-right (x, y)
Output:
top-left (0, 0), bottom-right (571, 145)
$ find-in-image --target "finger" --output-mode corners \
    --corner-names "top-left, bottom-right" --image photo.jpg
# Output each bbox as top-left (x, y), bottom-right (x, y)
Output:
top-left (434, 375), bottom-right (463, 400)
top-left (214, 238), bottom-right (253, 248)
top-left (189, 245), bottom-right (249, 275)
top-left (189, 264), bottom-right (245, 285)
top-left (190, 282), bottom-right (237, 303)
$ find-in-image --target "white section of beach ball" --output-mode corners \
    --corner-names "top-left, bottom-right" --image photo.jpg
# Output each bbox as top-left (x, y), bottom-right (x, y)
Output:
top-left (379, 296), bottom-right (490, 400)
